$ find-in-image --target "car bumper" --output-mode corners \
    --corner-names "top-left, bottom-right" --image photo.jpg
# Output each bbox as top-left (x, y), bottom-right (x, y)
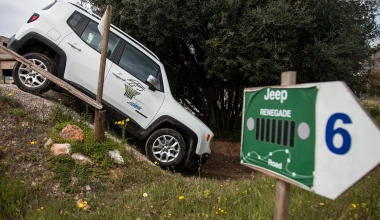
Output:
top-left (7, 35), bottom-right (19, 52)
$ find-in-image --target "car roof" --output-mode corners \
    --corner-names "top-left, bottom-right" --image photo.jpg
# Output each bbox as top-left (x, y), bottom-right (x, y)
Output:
top-left (68, 2), bottom-right (160, 61)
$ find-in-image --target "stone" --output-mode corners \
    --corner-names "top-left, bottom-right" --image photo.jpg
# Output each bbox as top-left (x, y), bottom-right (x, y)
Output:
top-left (71, 176), bottom-right (78, 185)
top-left (85, 185), bottom-right (91, 191)
top-left (109, 168), bottom-right (122, 180)
top-left (50, 143), bottom-right (71, 156)
top-left (44, 138), bottom-right (53, 149)
top-left (108, 150), bottom-right (124, 164)
top-left (59, 124), bottom-right (85, 143)
top-left (71, 153), bottom-right (93, 165)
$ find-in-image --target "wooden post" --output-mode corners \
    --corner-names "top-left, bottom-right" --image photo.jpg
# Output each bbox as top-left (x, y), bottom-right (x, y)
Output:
top-left (0, 68), bottom-right (3, 84)
top-left (94, 5), bottom-right (112, 143)
top-left (274, 71), bottom-right (296, 220)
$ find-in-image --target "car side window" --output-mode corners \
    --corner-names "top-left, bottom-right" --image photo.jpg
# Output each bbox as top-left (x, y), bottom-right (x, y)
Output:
top-left (80, 20), bottom-right (120, 58)
top-left (119, 42), bottom-right (162, 91)
top-left (67, 12), bottom-right (85, 32)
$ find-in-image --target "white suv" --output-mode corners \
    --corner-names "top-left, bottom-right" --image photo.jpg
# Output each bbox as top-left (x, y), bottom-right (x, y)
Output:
top-left (8, 1), bottom-right (214, 169)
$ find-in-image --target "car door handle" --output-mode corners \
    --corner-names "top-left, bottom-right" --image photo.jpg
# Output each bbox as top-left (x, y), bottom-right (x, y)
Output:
top-left (67, 42), bottom-right (81, 51)
top-left (112, 72), bottom-right (126, 81)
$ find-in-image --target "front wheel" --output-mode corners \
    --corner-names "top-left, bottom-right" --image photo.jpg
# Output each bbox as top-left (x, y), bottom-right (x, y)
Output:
top-left (12, 53), bottom-right (56, 94)
top-left (145, 128), bottom-right (186, 167)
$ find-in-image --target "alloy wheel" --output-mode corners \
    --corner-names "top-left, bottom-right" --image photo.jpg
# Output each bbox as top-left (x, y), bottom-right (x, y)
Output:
top-left (18, 59), bottom-right (47, 88)
top-left (152, 135), bottom-right (180, 163)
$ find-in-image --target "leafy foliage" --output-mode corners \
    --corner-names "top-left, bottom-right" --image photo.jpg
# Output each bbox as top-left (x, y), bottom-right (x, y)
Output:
top-left (82, 0), bottom-right (379, 133)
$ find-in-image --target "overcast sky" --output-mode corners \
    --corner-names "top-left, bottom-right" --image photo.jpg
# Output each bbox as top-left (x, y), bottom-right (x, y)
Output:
top-left (0, 0), bottom-right (379, 39)
top-left (0, 0), bottom-right (77, 38)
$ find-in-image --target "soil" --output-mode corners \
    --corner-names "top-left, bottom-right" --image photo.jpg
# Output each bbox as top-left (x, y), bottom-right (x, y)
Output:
top-left (0, 84), bottom-right (256, 179)
top-left (203, 140), bottom-right (256, 179)
top-left (0, 87), bottom-right (54, 188)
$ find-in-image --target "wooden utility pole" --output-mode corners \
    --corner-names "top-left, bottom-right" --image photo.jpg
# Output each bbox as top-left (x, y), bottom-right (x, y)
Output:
top-left (94, 5), bottom-right (112, 143)
top-left (273, 71), bottom-right (296, 220)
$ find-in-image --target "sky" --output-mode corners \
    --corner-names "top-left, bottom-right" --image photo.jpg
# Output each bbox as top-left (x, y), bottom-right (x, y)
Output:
top-left (0, 0), bottom-right (379, 39)
top-left (0, 0), bottom-right (78, 38)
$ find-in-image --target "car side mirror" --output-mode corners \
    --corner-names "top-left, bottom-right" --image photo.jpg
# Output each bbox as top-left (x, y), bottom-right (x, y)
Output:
top-left (146, 75), bottom-right (159, 91)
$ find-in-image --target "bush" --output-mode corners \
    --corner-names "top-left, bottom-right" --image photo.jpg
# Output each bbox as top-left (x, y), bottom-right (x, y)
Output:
top-left (364, 102), bottom-right (380, 125)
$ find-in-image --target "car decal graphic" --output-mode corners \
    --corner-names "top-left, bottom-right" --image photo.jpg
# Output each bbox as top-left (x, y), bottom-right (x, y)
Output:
top-left (126, 79), bottom-right (145, 92)
top-left (127, 102), bottom-right (142, 110)
top-left (124, 84), bottom-right (140, 99)
top-left (133, 97), bottom-right (145, 105)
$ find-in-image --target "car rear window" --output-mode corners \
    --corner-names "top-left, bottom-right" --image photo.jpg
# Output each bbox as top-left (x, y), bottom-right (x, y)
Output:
top-left (80, 20), bottom-right (120, 58)
top-left (67, 12), bottom-right (86, 32)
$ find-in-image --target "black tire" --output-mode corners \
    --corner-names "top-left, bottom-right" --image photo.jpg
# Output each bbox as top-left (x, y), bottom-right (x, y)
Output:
top-left (145, 128), bottom-right (186, 167)
top-left (12, 53), bottom-right (57, 94)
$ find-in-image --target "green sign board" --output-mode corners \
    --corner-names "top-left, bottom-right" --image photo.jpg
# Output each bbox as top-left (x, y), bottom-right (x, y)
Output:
top-left (241, 87), bottom-right (317, 188)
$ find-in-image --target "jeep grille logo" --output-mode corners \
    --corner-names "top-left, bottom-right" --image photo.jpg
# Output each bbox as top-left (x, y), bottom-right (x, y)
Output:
top-left (124, 84), bottom-right (140, 99)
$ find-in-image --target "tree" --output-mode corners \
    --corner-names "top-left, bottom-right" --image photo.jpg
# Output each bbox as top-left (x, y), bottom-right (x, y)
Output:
top-left (82, 0), bottom-right (379, 133)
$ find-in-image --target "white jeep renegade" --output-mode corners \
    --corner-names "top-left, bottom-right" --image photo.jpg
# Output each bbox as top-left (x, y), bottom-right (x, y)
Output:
top-left (8, 1), bottom-right (214, 169)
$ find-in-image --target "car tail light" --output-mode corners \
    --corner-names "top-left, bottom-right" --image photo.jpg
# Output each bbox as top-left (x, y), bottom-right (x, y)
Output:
top-left (27, 13), bottom-right (40, 23)
top-left (206, 134), bottom-right (211, 142)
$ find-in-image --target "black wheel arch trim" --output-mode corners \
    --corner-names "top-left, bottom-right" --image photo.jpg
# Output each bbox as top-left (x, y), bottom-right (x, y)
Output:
top-left (8, 32), bottom-right (67, 79)
top-left (140, 115), bottom-right (199, 168)
top-left (139, 115), bottom-right (198, 144)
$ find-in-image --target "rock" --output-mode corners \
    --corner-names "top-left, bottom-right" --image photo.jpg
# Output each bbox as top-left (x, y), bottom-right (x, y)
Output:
top-left (108, 150), bottom-right (124, 164)
top-left (59, 124), bottom-right (85, 143)
top-left (109, 168), bottom-right (122, 180)
top-left (83, 204), bottom-right (91, 211)
top-left (44, 138), bottom-right (53, 149)
top-left (50, 143), bottom-right (71, 156)
top-left (21, 121), bottom-right (29, 127)
top-left (71, 153), bottom-right (93, 165)
top-left (71, 176), bottom-right (78, 185)
top-left (85, 185), bottom-right (91, 191)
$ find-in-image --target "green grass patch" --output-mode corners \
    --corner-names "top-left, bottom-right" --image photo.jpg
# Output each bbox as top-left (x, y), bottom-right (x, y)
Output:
top-left (50, 103), bottom-right (73, 124)
top-left (48, 120), bottom-right (130, 192)
top-left (49, 156), bottom-right (75, 189)
top-left (10, 108), bottom-right (28, 117)
top-left (50, 121), bottom-right (126, 169)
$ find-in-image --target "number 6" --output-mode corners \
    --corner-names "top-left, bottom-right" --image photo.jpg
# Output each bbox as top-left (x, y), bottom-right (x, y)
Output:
top-left (325, 113), bottom-right (352, 155)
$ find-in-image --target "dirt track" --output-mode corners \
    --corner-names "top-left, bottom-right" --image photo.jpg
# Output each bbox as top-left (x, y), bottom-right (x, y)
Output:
top-left (203, 140), bottom-right (256, 179)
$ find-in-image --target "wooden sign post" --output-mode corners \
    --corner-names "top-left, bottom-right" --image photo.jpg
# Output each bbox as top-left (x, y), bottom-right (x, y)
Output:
top-left (94, 5), bottom-right (112, 143)
top-left (273, 71), bottom-right (296, 220)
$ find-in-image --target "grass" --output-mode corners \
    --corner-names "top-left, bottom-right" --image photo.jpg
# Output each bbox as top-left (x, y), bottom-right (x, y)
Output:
top-left (0, 93), bottom-right (379, 219)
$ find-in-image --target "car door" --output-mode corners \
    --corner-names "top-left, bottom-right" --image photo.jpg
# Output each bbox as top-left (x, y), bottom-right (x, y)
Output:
top-left (103, 41), bottom-right (165, 129)
top-left (59, 12), bottom-right (120, 94)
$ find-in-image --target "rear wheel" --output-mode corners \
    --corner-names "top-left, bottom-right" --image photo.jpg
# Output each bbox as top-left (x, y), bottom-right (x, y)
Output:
top-left (145, 128), bottom-right (186, 167)
top-left (12, 53), bottom-right (56, 94)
